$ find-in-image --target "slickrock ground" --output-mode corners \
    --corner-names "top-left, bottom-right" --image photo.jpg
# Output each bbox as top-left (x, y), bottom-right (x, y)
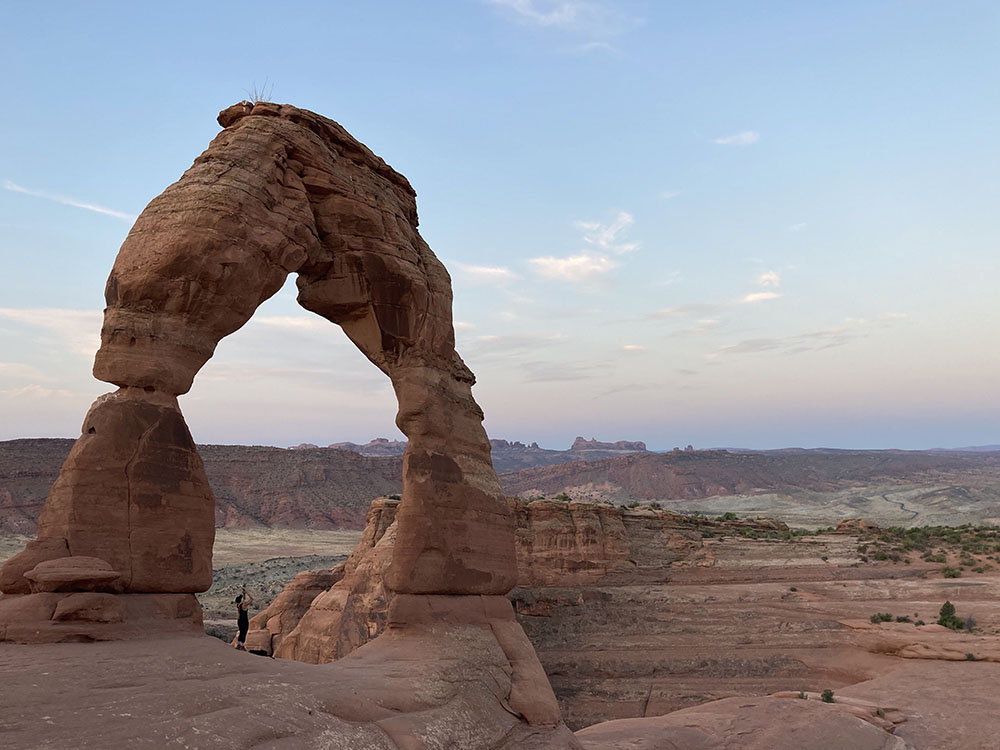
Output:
top-left (0, 633), bottom-right (578, 750)
top-left (5, 500), bottom-right (1000, 747)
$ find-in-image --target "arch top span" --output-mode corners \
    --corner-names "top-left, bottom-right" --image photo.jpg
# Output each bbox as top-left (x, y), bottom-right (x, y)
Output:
top-left (3, 102), bottom-right (516, 601)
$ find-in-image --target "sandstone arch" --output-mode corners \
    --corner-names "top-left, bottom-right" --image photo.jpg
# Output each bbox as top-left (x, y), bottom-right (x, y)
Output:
top-left (0, 101), bottom-right (516, 607)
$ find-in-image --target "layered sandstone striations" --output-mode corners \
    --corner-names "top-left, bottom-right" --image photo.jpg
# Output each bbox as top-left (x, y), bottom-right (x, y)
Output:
top-left (8, 441), bottom-right (1000, 534)
top-left (502, 448), bottom-right (1000, 527)
top-left (247, 498), bottom-right (724, 659)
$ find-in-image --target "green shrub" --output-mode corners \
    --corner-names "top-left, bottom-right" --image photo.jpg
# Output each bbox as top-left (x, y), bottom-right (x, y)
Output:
top-left (895, 615), bottom-right (911, 623)
top-left (820, 689), bottom-right (835, 703)
top-left (870, 613), bottom-right (893, 623)
top-left (942, 567), bottom-right (961, 578)
top-left (717, 512), bottom-right (738, 522)
top-left (938, 601), bottom-right (964, 630)
top-left (555, 492), bottom-right (572, 502)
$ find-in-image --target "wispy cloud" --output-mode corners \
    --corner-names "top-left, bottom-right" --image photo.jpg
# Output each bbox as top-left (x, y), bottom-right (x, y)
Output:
top-left (651, 303), bottom-right (721, 319)
top-left (660, 189), bottom-right (681, 200)
top-left (466, 332), bottom-right (566, 357)
top-left (719, 338), bottom-right (782, 354)
top-left (0, 362), bottom-right (49, 381)
top-left (714, 314), bottom-right (906, 358)
top-left (576, 211), bottom-right (639, 255)
top-left (787, 222), bottom-right (808, 232)
top-left (3, 180), bottom-right (137, 223)
top-left (456, 263), bottom-right (519, 285)
top-left (668, 318), bottom-right (724, 337)
top-left (621, 344), bottom-right (646, 351)
top-left (529, 209), bottom-right (637, 284)
top-left (0, 307), bottom-right (102, 357)
top-left (594, 381), bottom-right (657, 398)
top-left (712, 131), bottom-right (760, 146)
top-left (653, 270), bottom-right (681, 287)
top-left (522, 358), bottom-right (609, 382)
top-left (570, 40), bottom-right (620, 55)
top-left (0, 384), bottom-right (76, 400)
top-left (529, 252), bottom-right (618, 282)
top-left (486, 0), bottom-right (639, 37)
top-left (252, 315), bottom-right (331, 332)
top-left (740, 291), bottom-right (780, 304)
top-left (755, 270), bottom-right (781, 288)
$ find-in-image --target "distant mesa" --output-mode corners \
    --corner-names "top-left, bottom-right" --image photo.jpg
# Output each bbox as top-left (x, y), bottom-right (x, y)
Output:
top-left (291, 436), bottom-right (649, 456)
top-left (570, 436), bottom-right (648, 453)
top-left (489, 439), bottom-right (541, 450)
top-left (326, 438), bottom-right (407, 456)
top-left (288, 438), bottom-right (408, 456)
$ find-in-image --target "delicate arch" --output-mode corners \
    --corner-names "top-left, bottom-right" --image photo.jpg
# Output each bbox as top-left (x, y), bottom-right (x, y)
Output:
top-left (1, 102), bottom-right (516, 597)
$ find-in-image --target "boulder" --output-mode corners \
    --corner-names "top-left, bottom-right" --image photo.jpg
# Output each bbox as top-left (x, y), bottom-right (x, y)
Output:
top-left (0, 537), bottom-right (69, 594)
top-left (52, 593), bottom-right (125, 623)
top-left (24, 556), bottom-right (123, 593)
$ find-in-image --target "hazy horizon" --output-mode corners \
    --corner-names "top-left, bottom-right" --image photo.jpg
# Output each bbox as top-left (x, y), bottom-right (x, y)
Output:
top-left (2, 2), bottom-right (998, 450)
top-left (2, 430), bottom-right (997, 455)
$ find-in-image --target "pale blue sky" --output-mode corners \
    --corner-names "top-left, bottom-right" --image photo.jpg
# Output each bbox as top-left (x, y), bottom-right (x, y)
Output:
top-left (1, 1), bottom-right (998, 450)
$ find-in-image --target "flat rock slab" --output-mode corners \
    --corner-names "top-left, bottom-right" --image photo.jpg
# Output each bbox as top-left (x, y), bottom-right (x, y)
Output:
top-left (24, 556), bottom-right (123, 593)
top-left (0, 632), bottom-right (579, 750)
top-left (0, 635), bottom-right (395, 749)
top-left (839, 659), bottom-right (1000, 750)
top-left (575, 695), bottom-right (914, 750)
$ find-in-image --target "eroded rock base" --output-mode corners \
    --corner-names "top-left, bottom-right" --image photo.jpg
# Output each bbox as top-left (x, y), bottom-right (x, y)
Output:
top-left (0, 592), bottom-right (203, 643)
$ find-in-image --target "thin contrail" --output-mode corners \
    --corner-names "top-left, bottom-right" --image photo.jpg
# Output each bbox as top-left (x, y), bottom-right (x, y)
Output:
top-left (3, 180), bottom-right (137, 222)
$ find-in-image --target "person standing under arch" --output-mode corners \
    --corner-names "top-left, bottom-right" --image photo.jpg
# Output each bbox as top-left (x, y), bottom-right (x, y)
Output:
top-left (234, 587), bottom-right (253, 651)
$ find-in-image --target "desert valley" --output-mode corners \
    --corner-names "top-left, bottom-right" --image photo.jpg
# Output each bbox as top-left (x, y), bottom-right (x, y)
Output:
top-left (4, 432), bottom-right (1000, 747)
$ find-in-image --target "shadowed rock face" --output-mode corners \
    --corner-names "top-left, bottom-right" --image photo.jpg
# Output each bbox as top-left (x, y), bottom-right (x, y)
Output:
top-left (0, 101), bottom-right (515, 614)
